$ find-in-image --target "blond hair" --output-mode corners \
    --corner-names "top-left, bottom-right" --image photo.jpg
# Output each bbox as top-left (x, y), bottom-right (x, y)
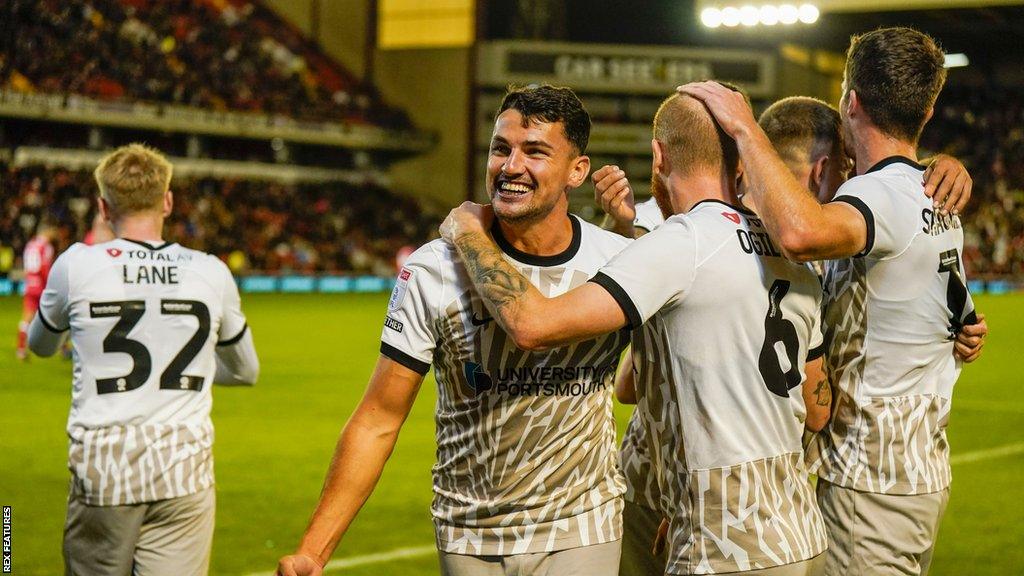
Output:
top-left (653, 93), bottom-right (739, 179)
top-left (94, 143), bottom-right (173, 214)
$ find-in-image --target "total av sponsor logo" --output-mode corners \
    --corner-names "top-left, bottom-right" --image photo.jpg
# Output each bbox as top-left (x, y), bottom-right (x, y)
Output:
top-left (460, 362), bottom-right (612, 397)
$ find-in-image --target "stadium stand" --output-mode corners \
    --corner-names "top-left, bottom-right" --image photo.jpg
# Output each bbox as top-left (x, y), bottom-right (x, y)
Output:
top-left (0, 0), bottom-right (437, 280)
top-left (0, 162), bottom-right (435, 275)
top-left (921, 87), bottom-right (1024, 278)
top-left (1, 0), bottom-right (409, 127)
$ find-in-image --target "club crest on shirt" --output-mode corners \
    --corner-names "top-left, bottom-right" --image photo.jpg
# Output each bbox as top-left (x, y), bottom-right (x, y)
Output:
top-left (388, 268), bottom-right (412, 312)
top-left (106, 248), bottom-right (123, 258)
top-left (722, 211), bottom-right (741, 224)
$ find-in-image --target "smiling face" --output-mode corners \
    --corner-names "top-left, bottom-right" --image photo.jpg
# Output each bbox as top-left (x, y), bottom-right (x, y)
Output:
top-left (486, 108), bottom-right (588, 225)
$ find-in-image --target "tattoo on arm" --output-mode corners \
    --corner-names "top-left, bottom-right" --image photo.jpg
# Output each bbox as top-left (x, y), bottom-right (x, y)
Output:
top-left (813, 378), bottom-right (831, 407)
top-left (453, 232), bottom-right (531, 316)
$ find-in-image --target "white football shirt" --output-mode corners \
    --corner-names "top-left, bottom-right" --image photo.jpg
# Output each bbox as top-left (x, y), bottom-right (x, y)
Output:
top-left (593, 199), bottom-right (827, 574)
top-left (381, 215), bottom-right (632, 556)
top-left (37, 238), bottom-right (248, 505)
top-left (808, 156), bottom-right (977, 495)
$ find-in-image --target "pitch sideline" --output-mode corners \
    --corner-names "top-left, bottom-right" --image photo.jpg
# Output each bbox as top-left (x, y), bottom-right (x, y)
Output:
top-left (243, 440), bottom-right (1024, 575)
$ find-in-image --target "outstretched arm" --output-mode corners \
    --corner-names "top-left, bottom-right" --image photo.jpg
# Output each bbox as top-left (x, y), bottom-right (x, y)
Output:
top-left (276, 356), bottom-right (424, 575)
top-left (440, 203), bottom-right (627, 351)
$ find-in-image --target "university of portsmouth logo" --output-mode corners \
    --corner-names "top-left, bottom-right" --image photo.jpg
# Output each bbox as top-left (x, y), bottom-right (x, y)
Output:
top-left (463, 362), bottom-right (493, 396)
top-left (106, 248), bottom-right (123, 257)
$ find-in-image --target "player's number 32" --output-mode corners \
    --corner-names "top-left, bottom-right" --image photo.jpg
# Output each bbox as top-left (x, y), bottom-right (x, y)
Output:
top-left (89, 299), bottom-right (211, 394)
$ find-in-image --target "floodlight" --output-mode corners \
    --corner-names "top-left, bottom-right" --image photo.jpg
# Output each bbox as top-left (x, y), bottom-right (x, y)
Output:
top-left (759, 5), bottom-right (779, 25)
top-left (798, 4), bottom-right (819, 24)
top-left (778, 4), bottom-right (799, 24)
top-left (701, 7), bottom-right (723, 28)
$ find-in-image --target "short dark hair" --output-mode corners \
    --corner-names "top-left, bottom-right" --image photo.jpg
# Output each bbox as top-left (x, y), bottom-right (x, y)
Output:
top-left (497, 84), bottom-right (591, 155)
top-left (844, 27), bottom-right (946, 143)
top-left (758, 96), bottom-right (841, 165)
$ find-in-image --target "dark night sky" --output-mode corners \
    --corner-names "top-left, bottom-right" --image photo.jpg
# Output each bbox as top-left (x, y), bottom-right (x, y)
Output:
top-left (484, 0), bottom-right (1024, 67)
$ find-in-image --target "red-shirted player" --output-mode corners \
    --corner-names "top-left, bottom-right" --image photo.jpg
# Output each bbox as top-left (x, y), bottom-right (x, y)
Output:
top-left (17, 222), bottom-right (58, 360)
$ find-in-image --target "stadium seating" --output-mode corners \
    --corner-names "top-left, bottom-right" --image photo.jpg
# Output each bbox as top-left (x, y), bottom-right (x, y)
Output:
top-left (921, 87), bottom-right (1024, 278)
top-left (1, 0), bottom-right (409, 128)
top-left (0, 162), bottom-right (435, 275)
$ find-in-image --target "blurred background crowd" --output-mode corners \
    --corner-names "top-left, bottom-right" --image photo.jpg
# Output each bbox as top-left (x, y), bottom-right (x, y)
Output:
top-left (0, 164), bottom-right (434, 276)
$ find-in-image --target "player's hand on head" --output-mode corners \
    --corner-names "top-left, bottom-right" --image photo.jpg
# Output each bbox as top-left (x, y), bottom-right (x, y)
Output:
top-left (592, 165), bottom-right (636, 226)
top-left (276, 553), bottom-right (324, 576)
top-left (440, 201), bottom-right (493, 243)
top-left (923, 154), bottom-right (972, 216)
top-left (676, 81), bottom-right (757, 140)
top-left (954, 312), bottom-right (987, 363)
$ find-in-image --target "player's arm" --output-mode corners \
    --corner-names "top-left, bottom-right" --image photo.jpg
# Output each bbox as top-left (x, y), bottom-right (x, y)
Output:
top-left (277, 356), bottom-right (425, 576)
top-left (27, 314), bottom-right (65, 356)
top-left (679, 82), bottom-right (867, 262)
top-left (615, 348), bottom-right (637, 404)
top-left (801, 356), bottom-right (830, 432)
top-left (27, 249), bottom-right (72, 356)
top-left (440, 204), bottom-right (627, 351)
top-left (214, 327), bottom-right (259, 385)
top-left (214, 261), bottom-right (260, 385)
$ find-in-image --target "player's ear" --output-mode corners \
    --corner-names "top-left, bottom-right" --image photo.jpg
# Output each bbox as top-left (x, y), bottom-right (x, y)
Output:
top-left (567, 154), bottom-right (590, 189)
top-left (652, 139), bottom-right (667, 176)
top-left (846, 90), bottom-right (861, 119)
top-left (163, 189), bottom-right (173, 217)
top-left (811, 155), bottom-right (828, 191)
top-left (924, 106), bottom-right (934, 124)
top-left (97, 196), bottom-right (113, 223)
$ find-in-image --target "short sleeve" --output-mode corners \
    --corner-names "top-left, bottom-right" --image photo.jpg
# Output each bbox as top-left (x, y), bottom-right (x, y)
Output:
top-left (216, 259), bottom-right (249, 345)
top-left (832, 177), bottom-right (915, 259)
top-left (380, 244), bottom-right (442, 375)
top-left (589, 218), bottom-right (698, 329)
top-left (37, 247), bottom-right (73, 332)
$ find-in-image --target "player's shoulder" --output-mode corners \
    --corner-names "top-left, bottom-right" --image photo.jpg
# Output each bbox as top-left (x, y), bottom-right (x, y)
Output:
top-left (668, 199), bottom-right (749, 235)
top-left (837, 157), bottom-right (925, 198)
top-left (56, 241), bottom-right (96, 263)
top-left (575, 214), bottom-right (632, 252)
top-left (403, 239), bottom-right (450, 271)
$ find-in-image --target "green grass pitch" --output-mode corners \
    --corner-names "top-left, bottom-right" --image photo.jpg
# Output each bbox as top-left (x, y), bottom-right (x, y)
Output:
top-left (1, 292), bottom-right (1022, 575)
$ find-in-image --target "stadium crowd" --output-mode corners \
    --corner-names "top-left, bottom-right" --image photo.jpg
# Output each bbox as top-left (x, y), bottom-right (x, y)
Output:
top-left (0, 0), bottom-right (410, 127)
top-left (0, 163), bottom-right (435, 276)
top-left (921, 87), bottom-right (1024, 278)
